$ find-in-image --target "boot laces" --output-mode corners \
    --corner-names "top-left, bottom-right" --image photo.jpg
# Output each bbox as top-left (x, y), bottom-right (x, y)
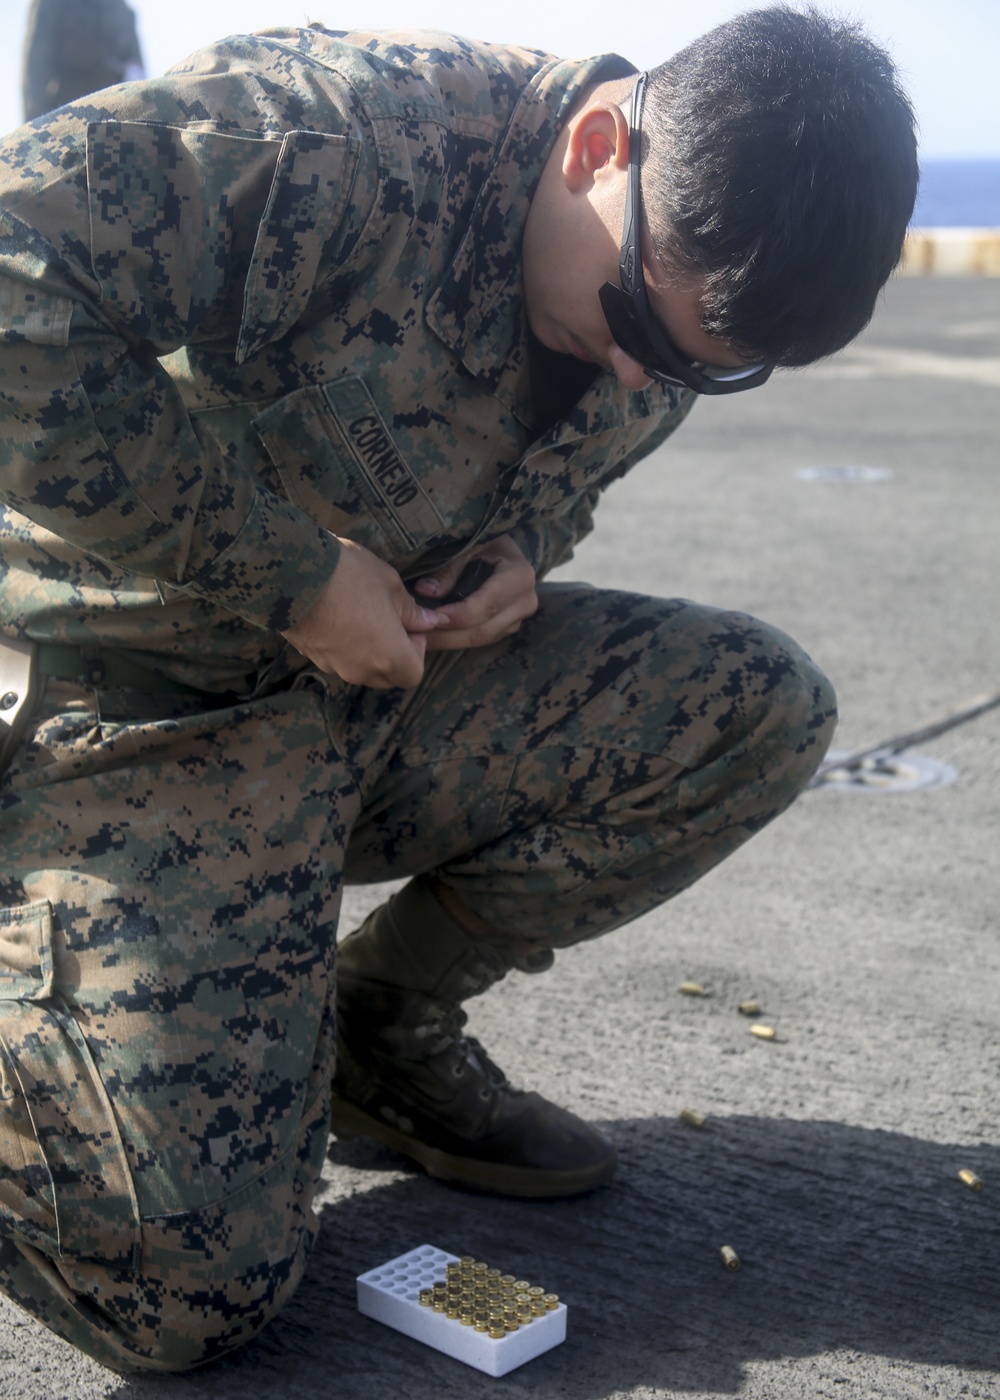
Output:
top-left (415, 1004), bottom-right (509, 1095)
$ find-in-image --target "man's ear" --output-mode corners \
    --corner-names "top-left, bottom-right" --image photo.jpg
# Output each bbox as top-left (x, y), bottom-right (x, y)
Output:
top-left (562, 101), bottom-right (630, 192)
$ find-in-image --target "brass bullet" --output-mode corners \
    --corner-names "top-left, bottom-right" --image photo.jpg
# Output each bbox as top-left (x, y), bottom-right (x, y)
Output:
top-left (738, 1000), bottom-right (761, 1016)
top-left (488, 1324), bottom-right (506, 1339)
top-left (720, 1245), bottom-right (741, 1272)
top-left (680, 1108), bottom-right (706, 1128)
top-left (418, 1289), bottom-right (433, 1306)
top-left (543, 1293), bottom-right (560, 1310)
top-left (460, 1256), bottom-right (476, 1267)
top-left (750, 1024), bottom-right (776, 1040)
top-left (528, 1285), bottom-right (545, 1297)
top-left (504, 1318), bottom-right (520, 1332)
top-left (959, 1168), bottom-right (984, 1191)
top-left (513, 1280), bottom-right (531, 1292)
top-left (532, 1299), bottom-right (547, 1316)
top-left (680, 981), bottom-right (706, 996)
top-left (500, 1274), bottom-right (516, 1287)
top-left (432, 1298), bottom-right (446, 1312)
top-left (474, 1318), bottom-right (489, 1332)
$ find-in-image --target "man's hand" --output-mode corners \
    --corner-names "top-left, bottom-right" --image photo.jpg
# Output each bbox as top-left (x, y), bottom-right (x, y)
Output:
top-left (281, 538), bottom-right (445, 689)
top-left (412, 535), bottom-right (538, 652)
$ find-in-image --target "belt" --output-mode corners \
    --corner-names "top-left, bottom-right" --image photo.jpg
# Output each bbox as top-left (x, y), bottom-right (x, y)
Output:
top-left (36, 643), bottom-right (205, 697)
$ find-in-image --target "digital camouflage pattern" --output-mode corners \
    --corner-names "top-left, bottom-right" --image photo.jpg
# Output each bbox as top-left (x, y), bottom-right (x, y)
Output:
top-left (0, 26), bottom-right (836, 1372)
top-left (0, 25), bottom-right (690, 691)
top-left (0, 589), bottom-right (835, 1369)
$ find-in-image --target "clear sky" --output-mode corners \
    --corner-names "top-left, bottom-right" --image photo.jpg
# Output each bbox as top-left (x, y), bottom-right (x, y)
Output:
top-left (2, 0), bottom-right (998, 158)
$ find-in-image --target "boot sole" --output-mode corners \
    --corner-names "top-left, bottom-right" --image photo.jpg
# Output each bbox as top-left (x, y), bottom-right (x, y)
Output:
top-left (330, 1096), bottom-right (617, 1199)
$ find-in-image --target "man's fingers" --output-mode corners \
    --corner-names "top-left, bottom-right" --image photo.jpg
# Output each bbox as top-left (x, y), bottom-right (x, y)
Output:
top-left (411, 560), bottom-right (461, 600)
top-left (400, 591), bottom-right (448, 633)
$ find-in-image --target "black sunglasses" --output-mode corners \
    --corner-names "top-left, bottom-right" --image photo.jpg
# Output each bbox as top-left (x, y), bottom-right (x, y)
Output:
top-left (599, 72), bottom-right (773, 395)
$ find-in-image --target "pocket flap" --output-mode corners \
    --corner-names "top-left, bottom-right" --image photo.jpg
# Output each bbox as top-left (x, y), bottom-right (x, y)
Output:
top-left (237, 129), bottom-right (359, 364)
top-left (87, 120), bottom-right (282, 344)
top-left (0, 900), bottom-right (55, 1001)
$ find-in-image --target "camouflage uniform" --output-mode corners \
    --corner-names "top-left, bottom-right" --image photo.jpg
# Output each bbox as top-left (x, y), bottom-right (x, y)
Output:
top-left (0, 29), bottom-right (836, 1370)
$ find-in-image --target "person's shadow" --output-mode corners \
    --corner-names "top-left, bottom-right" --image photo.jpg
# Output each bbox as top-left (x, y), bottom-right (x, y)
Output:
top-left (110, 1114), bottom-right (1000, 1398)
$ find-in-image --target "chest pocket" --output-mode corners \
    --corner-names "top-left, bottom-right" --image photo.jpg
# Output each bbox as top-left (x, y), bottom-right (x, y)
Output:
top-left (252, 377), bottom-right (446, 565)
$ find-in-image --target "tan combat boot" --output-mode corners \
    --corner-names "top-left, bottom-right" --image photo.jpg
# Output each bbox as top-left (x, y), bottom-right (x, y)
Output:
top-left (330, 876), bottom-right (617, 1198)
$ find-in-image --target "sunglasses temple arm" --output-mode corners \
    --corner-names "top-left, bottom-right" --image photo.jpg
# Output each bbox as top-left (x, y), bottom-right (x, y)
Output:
top-left (620, 73), bottom-right (647, 293)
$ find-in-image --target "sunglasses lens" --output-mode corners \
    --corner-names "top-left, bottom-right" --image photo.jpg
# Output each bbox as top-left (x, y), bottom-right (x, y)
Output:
top-left (698, 360), bottom-right (772, 385)
top-left (598, 283), bottom-right (689, 387)
top-left (599, 282), bottom-right (774, 393)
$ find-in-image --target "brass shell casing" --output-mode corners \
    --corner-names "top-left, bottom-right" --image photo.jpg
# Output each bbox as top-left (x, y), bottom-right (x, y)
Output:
top-left (422, 1256), bottom-right (561, 1339)
top-left (720, 1245), bottom-right (741, 1272)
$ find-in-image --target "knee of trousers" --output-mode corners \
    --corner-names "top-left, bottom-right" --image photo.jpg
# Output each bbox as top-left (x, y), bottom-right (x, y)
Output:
top-left (683, 607), bottom-right (838, 809)
top-left (0, 1046), bottom-right (331, 1373)
top-left (547, 593), bottom-right (837, 791)
top-left (611, 600), bottom-right (837, 807)
top-left (0, 1216), bottom-right (320, 1375)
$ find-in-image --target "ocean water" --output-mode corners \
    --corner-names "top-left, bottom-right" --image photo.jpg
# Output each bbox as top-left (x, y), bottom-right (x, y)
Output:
top-left (912, 159), bottom-right (1000, 227)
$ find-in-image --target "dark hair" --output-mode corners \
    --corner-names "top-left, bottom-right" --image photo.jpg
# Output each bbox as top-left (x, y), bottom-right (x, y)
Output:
top-left (641, 5), bottom-right (919, 365)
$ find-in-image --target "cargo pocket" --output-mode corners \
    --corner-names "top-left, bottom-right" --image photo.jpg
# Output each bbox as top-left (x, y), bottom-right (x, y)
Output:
top-left (0, 900), bottom-right (140, 1269)
top-left (253, 376), bottom-right (445, 562)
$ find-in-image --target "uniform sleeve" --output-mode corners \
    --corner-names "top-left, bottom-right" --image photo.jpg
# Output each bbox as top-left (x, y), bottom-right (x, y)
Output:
top-left (0, 38), bottom-right (374, 633)
top-left (508, 489), bottom-right (601, 578)
top-left (510, 394), bottom-right (697, 578)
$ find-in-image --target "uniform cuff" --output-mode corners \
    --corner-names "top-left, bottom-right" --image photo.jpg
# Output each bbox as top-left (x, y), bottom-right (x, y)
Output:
top-left (186, 489), bottom-right (340, 633)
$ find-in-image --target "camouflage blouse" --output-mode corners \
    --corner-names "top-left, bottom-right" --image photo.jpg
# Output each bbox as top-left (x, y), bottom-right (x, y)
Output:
top-left (0, 27), bottom-right (692, 692)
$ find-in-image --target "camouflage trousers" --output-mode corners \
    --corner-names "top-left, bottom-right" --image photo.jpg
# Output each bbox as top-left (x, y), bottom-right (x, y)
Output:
top-left (0, 584), bottom-right (836, 1371)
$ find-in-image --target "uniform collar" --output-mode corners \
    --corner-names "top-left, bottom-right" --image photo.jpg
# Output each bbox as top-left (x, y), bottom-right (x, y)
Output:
top-left (425, 50), bottom-right (648, 430)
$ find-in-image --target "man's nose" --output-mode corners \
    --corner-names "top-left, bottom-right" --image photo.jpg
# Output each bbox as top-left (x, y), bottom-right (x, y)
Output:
top-left (608, 342), bottom-right (654, 391)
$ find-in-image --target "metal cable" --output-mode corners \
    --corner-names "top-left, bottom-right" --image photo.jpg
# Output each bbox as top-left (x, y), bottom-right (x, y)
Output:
top-left (810, 688), bottom-right (1000, 784)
